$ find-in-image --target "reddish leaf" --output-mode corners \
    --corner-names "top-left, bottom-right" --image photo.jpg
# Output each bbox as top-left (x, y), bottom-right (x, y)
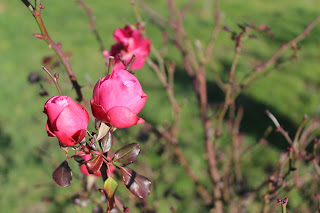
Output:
top-left (121, 167), bottom-right (151, 198)
top-left (100, 131), bottom-right (113, 153)
top-left (52, 160), bottom-right (72, 187)
top-left (113, 143), bottom-right (140, 166)
top-left (86, 154), bottom-right (103, 174)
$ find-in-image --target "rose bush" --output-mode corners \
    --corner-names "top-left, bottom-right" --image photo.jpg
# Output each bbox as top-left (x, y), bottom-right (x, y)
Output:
top-left (44, 96), bottom-right (89, 146)
top-left (103, 25), bottom-right (151, 70)
top-left (78, 152), bottom-right (115, 177)
top-left (91, 69), bottom-right (147, 128)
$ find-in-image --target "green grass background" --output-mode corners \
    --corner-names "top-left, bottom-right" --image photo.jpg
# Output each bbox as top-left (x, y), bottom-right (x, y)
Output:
top-left (1, 0), bottom-right (320, 212)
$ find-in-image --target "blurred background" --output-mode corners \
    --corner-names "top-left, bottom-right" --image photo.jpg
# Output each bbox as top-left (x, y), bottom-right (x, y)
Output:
top-left (1, 0), bottom-right (320, 212)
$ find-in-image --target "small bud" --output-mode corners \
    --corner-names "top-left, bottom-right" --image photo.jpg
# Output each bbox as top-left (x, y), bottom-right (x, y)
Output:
top-left (39, 90), bottom-right (49, 97)
top-left (28, 72), bottom-right (41, 84)
top-left (277, 199), bottom-right (282, 205)
top-left (249, 34), bottom-right (258, 39)
top-left (57, 43), bottom-right (62, 48)
top-left (237, 23), bottom-right (246, 31)
top-left (223, 26), bottom-right (231, 32)
top-left (42, 56), bottom-right (52, 65)
top-left (257, 24), bottom-right (269, 32)
top-left (33, 33), bottom-right (44, 39)
top-left (54, 73), bottom-right (59, 79)
top-left (39, 4), bottom-right (45, 9)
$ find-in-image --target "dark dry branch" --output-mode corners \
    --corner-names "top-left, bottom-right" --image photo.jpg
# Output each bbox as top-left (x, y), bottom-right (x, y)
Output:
top-left (242, 15), bottom-right (320, 88)
top-left (20, 0), bottom-right (90, 117)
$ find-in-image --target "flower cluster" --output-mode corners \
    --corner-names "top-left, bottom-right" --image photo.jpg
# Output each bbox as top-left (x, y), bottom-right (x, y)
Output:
top-left (103, 25), bottom-right (151, 70)
top-left (42, 24), bottom-right (151, 208)
top-left (43, 68), bottom-right (147, 146)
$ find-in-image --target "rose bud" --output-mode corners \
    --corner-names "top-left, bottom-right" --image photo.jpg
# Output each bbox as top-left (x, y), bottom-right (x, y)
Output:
top-left (91, 69), bottom-right (147, 128)
top-left (103, 24), bottom-right (151, 70)
top-left (44, 96), bottom-right (89, 146)
top-left (79, 152), bottom-right (115, 177)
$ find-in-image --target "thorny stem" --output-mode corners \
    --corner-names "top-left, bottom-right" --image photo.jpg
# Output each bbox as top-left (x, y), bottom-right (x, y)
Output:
top-left (242, 15), bottom-right (320, 88)
top-left (266, 110), bottom-right (293, 145)
top-left (148, 49), bottom-right (211, 204)
top-left (203, 5), bottom-right (221, 64)
top-left (35, 0), bottom-right (41, 13)
top-left (282, 204), bottom-right (287, 213)
top-left (42, 66), bottom-right (63, 96)
top-left (142, 1), bottom-right (320, 212)
top-left (215, 27), bottom-right (253, 137)
top-left (292, 115), bottom-right (308, 151)
top-left (21, 0), bottom-right (91, 118)
top-left (232, 107), bottom-right (244, 185)
top-left (165, 0), bottom-right (224, 211)
top-left (280, 197), bottom-right (288, 213)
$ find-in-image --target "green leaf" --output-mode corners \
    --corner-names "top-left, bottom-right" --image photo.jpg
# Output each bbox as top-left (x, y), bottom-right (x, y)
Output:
top-left (121, 167), bottom-right (151, 198)
top-left (113, 143), bottom-right (140, 166)
top-left (104, 177), bottom-right (118, 199)
top-left (103, 177), bottom-right (118, 212)
top-left (52, 160), bottom-right (72, 187)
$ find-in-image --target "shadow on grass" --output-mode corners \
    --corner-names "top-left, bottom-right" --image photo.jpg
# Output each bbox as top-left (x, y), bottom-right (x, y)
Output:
top-left (173, 66), bottom-right (299, 150)
top-left (0, 128), bottom-right (13, 180)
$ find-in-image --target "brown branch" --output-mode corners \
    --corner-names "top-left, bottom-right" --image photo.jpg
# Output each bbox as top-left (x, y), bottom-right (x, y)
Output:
top-left (256, 15), bottom-right (320, 72)
top-left (266, 110), bottom-right (293, 145)
top-left (165, 0), bottom-right (223, 211)
top-left (21, 0), bottom-right (94, 121)
top-left (242, 15), bottom-right (320, 87)
top-left (205, 119), bottom-right (223, 213)
top-left (203, 0), bottom-right (222, 63)
top-left (34, 12), bottom-right (83, 102)
top-left (147, 54), bottom-right (212, 204)
top-left (151, 125), bottom-right (212, 205)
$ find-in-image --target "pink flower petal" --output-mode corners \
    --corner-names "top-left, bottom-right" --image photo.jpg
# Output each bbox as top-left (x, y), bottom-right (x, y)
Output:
top-left (107, 106), bottom-right (142, 128)
top-left (90, 99), bottom-right (109, 123)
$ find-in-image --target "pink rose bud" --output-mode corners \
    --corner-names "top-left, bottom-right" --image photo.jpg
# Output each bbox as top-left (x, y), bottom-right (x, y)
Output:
top-left (79, 152), bottom-right (115, 177)
top-left (103, 25), bottom-right (151, 70)
top-left (91, 69), bottom-right (147, 128)
top-left (44, 96), bottom-right (89, 146)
